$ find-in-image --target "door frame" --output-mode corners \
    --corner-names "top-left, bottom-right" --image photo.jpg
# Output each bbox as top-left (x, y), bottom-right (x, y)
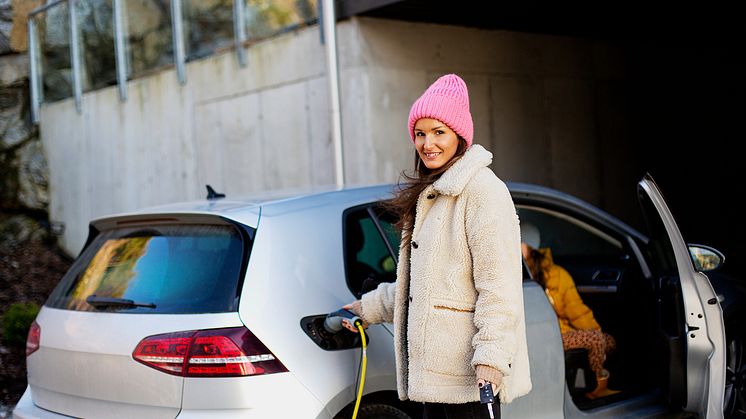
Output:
top-left (638, 175), bottom-right (726, 417)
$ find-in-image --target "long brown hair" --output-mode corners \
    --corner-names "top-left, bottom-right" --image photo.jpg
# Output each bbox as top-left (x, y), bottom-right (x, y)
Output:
top-left (380, 137), bottom-right (469, 247)
top-left (525, 248), bottom-right (547, 288)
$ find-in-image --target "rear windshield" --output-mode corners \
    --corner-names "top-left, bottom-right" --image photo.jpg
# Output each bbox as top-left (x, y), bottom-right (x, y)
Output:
top-left (46, 222), bottom-right (252, 314)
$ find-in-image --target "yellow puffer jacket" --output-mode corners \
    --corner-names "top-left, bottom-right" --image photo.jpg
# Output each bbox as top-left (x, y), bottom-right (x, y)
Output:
top-left (538, 248), bottom-right (601, 334)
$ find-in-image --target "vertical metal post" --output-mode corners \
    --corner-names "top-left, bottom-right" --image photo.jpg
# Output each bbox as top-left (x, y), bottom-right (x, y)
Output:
top-left (322, 0), bottom-right (344, 188)
top-left (69, 0), bottom-right (83, 113)
top-left (171, 0), bottom-right (186, 84)
top-left (28, 19), bottom-right (41, 123)
top-left (317, 0), bottom-right (324, 44)
top-left (113, 0), bottom-right (128, 101)
top-left (233, 0), bottom-right (247, 67)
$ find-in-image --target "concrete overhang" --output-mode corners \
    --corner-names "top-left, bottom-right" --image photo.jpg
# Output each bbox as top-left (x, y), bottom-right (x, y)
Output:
top-left (337, 0), bottom-right (742, 40)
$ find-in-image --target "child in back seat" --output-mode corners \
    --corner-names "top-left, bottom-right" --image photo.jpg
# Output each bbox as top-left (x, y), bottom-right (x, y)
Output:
top-left (520, 222), bottom-right (621, 400)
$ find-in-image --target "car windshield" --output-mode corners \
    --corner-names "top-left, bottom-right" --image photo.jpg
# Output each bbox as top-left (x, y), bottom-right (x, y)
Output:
top-left (46, 223), bottom-right (251, 314)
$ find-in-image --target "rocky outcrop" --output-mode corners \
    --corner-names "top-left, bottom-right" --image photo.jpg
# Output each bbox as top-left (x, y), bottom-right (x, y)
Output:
top-left (2, 0), bottom-right (48, 213)
top-left (0, 0), bottom-right (12, 55)
top-left (1, 2), bottom-right (58, 409)
top-left (1, 55), bottom-right (32, 147)
top-left (1, 0), bottom-right (61, 295)
top-left (16, 139), bottom-right (48, 210)
top-left (2, 53), bottom-right (45, 212)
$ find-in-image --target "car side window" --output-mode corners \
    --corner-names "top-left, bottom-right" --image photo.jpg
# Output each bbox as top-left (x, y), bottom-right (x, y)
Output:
top-left (343, 206), bottom-right (397, 298)
top-left (517, 206), bottom-right (631, 291)
top-left (518, 206), bottom-right (624, 258)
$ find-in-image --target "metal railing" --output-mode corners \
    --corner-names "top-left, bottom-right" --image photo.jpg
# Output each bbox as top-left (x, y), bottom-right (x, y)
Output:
top-left (28, 0), bottom-right (319, 123)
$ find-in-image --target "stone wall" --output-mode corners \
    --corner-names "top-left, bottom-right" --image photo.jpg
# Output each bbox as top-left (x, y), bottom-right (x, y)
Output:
top-left (1, 0), bottom-right (53, 246)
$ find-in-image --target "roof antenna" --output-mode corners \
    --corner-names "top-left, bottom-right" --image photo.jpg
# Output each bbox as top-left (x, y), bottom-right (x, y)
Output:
top-left (206, 184), bottom-right (226, 200)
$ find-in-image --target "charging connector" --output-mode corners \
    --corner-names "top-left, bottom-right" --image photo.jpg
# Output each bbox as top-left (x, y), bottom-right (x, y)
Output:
top-left (322, 309), bottom-right (368, 419)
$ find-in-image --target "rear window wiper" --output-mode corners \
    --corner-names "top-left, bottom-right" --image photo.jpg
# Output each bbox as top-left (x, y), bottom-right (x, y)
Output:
top-left (86, 295), bottom-right (156, 309)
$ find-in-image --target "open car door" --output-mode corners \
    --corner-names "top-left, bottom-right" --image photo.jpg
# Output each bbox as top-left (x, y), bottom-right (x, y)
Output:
top-left (638, 174), bottom-right (726, 417)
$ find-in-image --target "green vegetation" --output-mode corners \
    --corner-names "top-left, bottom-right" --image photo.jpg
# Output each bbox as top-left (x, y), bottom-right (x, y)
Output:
top-left (1, 302), bottom-right (40, 347)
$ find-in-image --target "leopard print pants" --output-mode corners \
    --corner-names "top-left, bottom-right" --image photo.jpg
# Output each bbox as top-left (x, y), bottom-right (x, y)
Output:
top-left (561, 329), bottom-right (616, 375)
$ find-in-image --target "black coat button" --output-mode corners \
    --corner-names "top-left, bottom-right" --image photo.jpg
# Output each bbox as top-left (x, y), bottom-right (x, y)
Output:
top-left (411, 241), bottom-right (418, 249)
top-left (427, 194), bottom-right (435, 199)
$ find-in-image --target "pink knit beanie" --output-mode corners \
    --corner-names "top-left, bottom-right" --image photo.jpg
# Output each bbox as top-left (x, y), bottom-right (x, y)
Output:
top-left (408, 74), bottom-right (473, 147)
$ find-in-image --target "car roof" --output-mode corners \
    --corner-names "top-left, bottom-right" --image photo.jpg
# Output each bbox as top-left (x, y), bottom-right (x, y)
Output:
top-left (97, 181), bottom-right (583, 214)
top-left (90, 181), bottom-right (645, 242)
top-left (88, 183), bottom-right (396, 226)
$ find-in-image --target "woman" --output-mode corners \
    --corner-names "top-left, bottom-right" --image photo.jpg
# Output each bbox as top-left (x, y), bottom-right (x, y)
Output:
top-left (520, 222), bottom-right (620, 400)
top-left (340, 74), bottom-right (532, 418)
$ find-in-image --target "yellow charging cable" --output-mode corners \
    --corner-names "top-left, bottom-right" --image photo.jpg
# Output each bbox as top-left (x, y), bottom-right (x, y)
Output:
top-left (351, 321), bottom-right (367, 419)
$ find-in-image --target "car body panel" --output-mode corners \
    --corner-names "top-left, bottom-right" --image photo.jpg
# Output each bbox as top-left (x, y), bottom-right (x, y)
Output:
top-left (638, 176), bottom-right (726, 417)
top-left (179, 373), bottom-right (326, 418)
top-left (12, 386), bottom-right (71, 419)
top-left (235, 185), bottom-right (398, 417)
top-left (90, 207), bottom-right (260, 232)
top-left (27, 307), bottom-right (243, 418)
top-left (502, 281), bottom-right (566, 418)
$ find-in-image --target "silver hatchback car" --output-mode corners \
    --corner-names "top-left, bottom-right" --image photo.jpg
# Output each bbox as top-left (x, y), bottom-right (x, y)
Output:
top-left (13, 175), bottom-right (739, 418)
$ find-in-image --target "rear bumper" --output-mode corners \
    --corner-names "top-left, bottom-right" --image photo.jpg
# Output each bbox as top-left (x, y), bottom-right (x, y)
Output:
top-left (14, 373), bottom-right (328, 419)
top-left (177, 372), bottom-right (328, 418)
top-left (12, 387), bottom-right (72, 419)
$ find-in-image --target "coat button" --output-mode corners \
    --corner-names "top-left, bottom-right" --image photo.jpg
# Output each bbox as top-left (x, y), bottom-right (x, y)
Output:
top-left (411, 241), bottom-right (418, 249)
top-left (427, 193), bottom-right (435, 199)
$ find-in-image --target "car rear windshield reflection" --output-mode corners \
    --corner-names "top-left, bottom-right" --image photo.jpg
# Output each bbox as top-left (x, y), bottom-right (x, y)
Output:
top-left (46, 224), bottom-right (248, 314)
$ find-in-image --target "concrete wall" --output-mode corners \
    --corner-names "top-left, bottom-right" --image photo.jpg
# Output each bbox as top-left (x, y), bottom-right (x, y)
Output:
top-left (41, 22), bottom-right (333, 254)
top-left (339, 19), bottom-right (634, 214)
top-left (39, 17), bottom-right (633, 255)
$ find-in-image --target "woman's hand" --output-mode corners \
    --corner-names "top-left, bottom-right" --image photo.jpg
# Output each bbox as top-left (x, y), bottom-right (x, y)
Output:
top-left (341, 300), bottom-right (368, 333)
top-left (477, 379), bottom-right (498, 396)
top-left (475, 364), bottom-right (502, 396)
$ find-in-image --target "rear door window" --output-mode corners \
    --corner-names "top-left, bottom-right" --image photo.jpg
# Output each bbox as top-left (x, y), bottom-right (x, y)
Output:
top-left (343, 205), bottom-right (398, 298)
top-left (46, 222), bottom-right (252, 314)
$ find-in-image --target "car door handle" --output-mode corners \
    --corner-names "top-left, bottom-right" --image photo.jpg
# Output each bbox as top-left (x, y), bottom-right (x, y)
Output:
top-left (577, 285), bottom-right (618, 293)
top-left (591, 269), bottom-right (621, 282)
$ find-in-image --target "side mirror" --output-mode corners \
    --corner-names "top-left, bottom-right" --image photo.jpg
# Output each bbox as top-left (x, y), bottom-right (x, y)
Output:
top-left (688, 244), bottom-right (725, 272)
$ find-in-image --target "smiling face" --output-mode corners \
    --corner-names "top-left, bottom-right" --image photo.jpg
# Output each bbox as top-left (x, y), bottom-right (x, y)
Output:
top-left (413, 118), bottom-right (460, 170)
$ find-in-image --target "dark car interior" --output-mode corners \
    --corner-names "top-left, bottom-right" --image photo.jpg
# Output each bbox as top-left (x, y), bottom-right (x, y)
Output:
top-left (343, 205), bottom-right (398, 299)
top-left (516, 204), bottom-right (676, 410)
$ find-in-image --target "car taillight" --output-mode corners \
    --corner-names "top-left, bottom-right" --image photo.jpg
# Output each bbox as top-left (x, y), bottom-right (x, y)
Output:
top-left (132, 332), bottom-right (193, 375)
top-left (132, 326), bottom-right (287, 377)
top-left (26, 321), bottom-right (40, 356)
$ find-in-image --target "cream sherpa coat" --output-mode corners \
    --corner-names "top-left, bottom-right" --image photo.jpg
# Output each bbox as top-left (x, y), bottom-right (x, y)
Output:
top-left (360, 144), bottom-right (531, 404)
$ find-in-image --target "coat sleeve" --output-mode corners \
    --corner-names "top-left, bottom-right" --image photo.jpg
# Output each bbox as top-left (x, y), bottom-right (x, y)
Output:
top-left (559, 268), bottom-right (601, 331)
top-left (360, 281), bottom-right (397, 325)
top-left (465, 171), bottom-right (523, 378)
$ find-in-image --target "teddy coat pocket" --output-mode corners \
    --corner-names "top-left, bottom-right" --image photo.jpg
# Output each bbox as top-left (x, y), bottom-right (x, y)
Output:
top-left (424, 298), bottom-right (478, 377)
